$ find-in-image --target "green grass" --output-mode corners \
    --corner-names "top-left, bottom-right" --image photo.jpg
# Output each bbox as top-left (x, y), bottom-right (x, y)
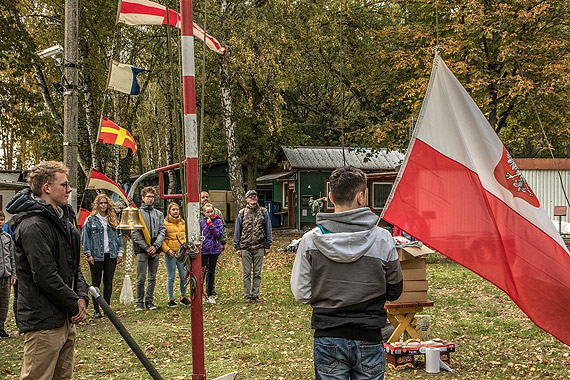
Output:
top-left (1, 231), bottom-right (569, 379)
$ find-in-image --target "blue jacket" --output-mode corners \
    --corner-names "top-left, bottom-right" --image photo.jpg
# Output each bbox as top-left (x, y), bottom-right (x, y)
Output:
top-left (200, 215), bottom-right (223, 255)
top-left (81, 215), bottom-right (123, 261)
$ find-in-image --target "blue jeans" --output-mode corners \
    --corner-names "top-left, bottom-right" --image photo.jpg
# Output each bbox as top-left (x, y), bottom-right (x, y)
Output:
top-left (164, 254), bottom-right (187, 300)
top-left (314, 337), bottom-right (385, 380)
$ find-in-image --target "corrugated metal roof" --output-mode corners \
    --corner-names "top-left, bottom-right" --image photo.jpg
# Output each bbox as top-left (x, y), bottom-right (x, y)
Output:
top-left (256, 171), bottom-right (295, 182)
top-left (282, 147), bottom-right (403, 170)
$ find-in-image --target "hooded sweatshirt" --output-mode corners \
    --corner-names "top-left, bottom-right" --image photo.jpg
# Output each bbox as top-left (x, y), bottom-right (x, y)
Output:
top-left (291, 207), bottom-right (403, 342)
top-left (132, 202), bottom-right (166, 254)
top-left (6, 188), bottom-right (89, 333)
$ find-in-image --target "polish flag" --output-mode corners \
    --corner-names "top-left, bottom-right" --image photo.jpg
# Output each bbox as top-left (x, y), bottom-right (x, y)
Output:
top-left (117, 0), bottom-right (226, 55)
top-left (382, 54), bottom-right (570, 346)
top-left (86, 169), bottom-right (133, 206)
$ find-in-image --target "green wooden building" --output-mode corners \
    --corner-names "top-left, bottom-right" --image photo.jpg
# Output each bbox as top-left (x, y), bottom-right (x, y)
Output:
top-left (256, 146), bottom-right (403, 229)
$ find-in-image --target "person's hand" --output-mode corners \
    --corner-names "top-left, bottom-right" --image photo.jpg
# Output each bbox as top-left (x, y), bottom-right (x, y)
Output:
top-left (117, 256), bottom-right (123, 264)
top-left (264, 248), bottom-right (270, 256)
top-left (167, 249), bottom-right (175, 258)
top-left (86, 256), bottom-right (94, 265)
top-left (71, 298), bottom-right (87, 324)
top-left (147, 246), bottom-right (157, 255)
top-left (220, 244), bottom-right (226, 252)
top-left (236, 250), bottom-right (242, 257)
top-left (207, 217), bottom-right (212, 224)
top-left (10, 278), bottom-right (16, 285)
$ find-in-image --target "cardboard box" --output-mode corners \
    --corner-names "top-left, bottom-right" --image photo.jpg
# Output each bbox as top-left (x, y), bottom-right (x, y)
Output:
top-left (402, 268), bottom-right (427, 281)
top-left (209, 190), bottom-right (227, 203)
top-left (403, 280), bottom-right (428, 292)
top-left (394, 291), bottom-right (428, 303)
top-left (396, 244), bottom-right (432, 261)
top-left (228, 204), bottom-right (238, 221)
top-left (226, 190), bottom-right (234, 203)
top-left (400, 259), bottom-right (426, 271)
top-left (212, 202), bottom-right (227, 218)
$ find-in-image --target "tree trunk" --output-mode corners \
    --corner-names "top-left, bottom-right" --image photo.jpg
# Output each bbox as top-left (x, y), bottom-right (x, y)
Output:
top-left (219, 0), bottom-right (246, 210)
top-left (112, 94), bottom-right (122, 182)
top-left (32, 63), bottom-right (63, 133)
top-left (247, 161), bottom-right (258, 192)
top-left (79, 51), bottom-right (100, 172)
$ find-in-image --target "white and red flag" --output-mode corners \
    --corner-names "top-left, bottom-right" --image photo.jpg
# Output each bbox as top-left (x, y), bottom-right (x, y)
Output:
top-left (86, 168), bottom-right (133, 206)
top-left (116, 0), bottom-right (226, 55)
top-left (382, 53), bottom-right (570, 346)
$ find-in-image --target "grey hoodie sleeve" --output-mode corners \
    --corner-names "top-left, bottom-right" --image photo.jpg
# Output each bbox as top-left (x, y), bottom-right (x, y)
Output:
top-left (9, 236), bottom-right (16, 279)
top-left (291, 233), bottom-right (312, 304)
top-left (131, 228), bottom-right (149, 251)
top-left (383, 235), bottom-right (403, 301)
top-left (153, 210), bottom-right (166, 249)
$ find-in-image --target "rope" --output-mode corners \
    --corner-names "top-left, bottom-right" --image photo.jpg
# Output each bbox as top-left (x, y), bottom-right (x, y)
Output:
top-left (125, 235), bottom-right (133, 273)
top-left (516, 61), bottom-right (570, 209)
top-left (339, 0), bottom-right (346, 166)
top-left (434, 0), bottom-right (443, 56)
top-left (198, 0), bottom-right (207, 187)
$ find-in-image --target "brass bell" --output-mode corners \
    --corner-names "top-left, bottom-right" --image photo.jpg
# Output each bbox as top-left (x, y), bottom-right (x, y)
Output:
top-left (118, 205), bottom-right (144, 230)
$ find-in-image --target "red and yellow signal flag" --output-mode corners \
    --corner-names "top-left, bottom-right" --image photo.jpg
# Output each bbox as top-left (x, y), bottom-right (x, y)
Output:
top-left (98, 117), bottom-right (138, 153)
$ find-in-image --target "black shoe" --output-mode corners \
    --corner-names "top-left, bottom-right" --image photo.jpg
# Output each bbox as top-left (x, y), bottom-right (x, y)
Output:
top-left (93, 311), bottom-right (103, 319)
top-left (146, 303), bottom-right (157, 310)
top-left (180, 297), bottom-right (191, 306)
top-left (0, 329), bottom-right (9, 338)
top-left (168, 300), bottom-right (178, 308)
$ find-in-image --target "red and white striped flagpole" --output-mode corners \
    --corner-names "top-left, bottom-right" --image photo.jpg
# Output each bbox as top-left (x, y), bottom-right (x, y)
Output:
top-left (179, 0), bottom-right (205, 378)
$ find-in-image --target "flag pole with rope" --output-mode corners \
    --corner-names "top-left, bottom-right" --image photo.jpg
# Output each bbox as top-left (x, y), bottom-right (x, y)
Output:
top-left (179, 0), bottom-right (206, 378)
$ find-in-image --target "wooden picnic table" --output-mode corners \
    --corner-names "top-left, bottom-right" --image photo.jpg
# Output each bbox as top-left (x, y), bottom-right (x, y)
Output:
top-left (384, 300), bottom-right (434, 343)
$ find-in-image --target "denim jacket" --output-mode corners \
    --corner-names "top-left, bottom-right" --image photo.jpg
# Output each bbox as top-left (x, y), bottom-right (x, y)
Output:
top-left (81, 215), bottom-right (123, 261)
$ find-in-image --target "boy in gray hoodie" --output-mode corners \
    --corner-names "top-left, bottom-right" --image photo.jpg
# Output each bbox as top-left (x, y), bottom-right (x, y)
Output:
top-left (291, 166), bottom-right (403, 380)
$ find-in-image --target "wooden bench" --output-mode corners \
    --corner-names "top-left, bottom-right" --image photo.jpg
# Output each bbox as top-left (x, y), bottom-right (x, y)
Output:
top-left (384, 300), bottom-right (434, 343)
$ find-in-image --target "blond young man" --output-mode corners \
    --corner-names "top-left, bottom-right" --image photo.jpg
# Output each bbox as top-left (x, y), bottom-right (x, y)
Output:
top-left (7, 161), bottom-right (89, 380)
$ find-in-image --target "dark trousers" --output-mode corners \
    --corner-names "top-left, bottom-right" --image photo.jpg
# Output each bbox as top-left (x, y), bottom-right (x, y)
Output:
top-left (0, 277), bottom-right (10, 330)
top-left (201, 255), bottom-right (219, 297)
top-left (13, 279), bottom-right (18, 325)
top-left (89, 255), bottom-right (117, 313)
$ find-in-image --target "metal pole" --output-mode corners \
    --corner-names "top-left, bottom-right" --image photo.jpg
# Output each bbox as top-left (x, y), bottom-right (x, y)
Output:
top-left (64, 0), bottom-right (79, 210)
top-left (89, 287), bottom-right (163, 380)
top-left (179, 0), bottom-right (206, 379)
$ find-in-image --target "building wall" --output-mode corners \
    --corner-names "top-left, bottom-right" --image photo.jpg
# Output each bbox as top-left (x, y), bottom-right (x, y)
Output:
top-left (522, 169), bottom-right (570, 222)
top-left (0, 190), bottom-right (17, 218)
top-left (299, 171), bottom-right (330, 226)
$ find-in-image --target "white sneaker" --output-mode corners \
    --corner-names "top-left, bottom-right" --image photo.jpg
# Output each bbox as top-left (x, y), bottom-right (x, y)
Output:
top-left (207, 296), bottom-right (216, 304)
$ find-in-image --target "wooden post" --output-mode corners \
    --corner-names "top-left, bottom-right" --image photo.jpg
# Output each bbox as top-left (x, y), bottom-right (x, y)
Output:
top-left (64, 0), bottom-right (79, 209)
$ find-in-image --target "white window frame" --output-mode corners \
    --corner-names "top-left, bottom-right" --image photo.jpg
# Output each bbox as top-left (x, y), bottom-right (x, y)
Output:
top-left (282, 182), bottom-right (289, 209)
top-left (371, 182), bottom-right (392, 211)
top-left (324, 181), bottom-right (334, 211)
